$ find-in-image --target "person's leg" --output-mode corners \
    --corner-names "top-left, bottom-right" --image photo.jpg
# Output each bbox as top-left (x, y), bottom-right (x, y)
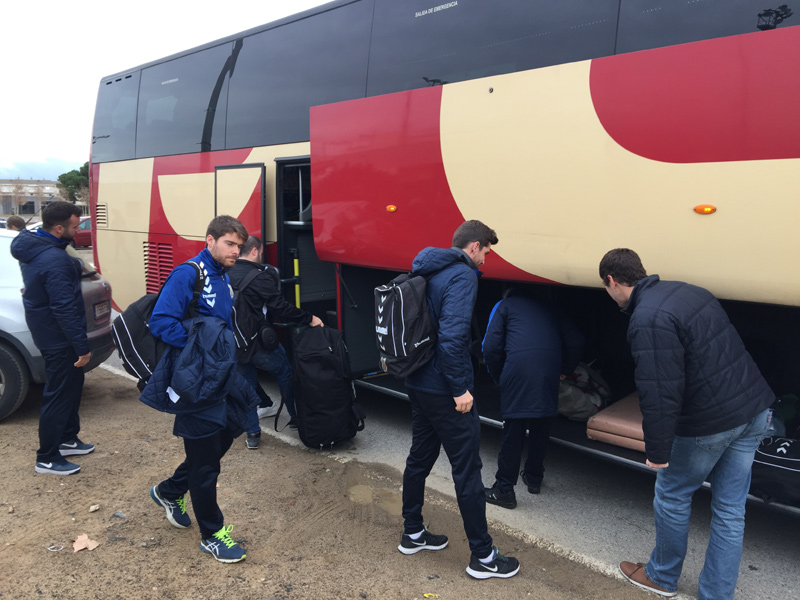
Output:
top-left (37, 347), bottom-right (84, 463)
top-left (494, 419), bottom-right (525, 493)
top-left (237, 363), bottom-right (261, 435)
top-left (183, 432), bottom-right (226, 539)
top-left (644, 423), bottom-right (746, 593)
top-left (435, 397), bottom-right (493, 558)
top-left (697, 409), bottom-right (771, 600)
top-left (402, 389), bottom-right (444, 535)
top-left (523, 416), bottom-right (553, 487)
top-left (250, 344), bottom-right (296, 418)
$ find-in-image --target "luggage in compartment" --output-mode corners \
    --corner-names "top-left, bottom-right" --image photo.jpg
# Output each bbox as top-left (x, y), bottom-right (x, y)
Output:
top-left (586, 392), bottom-right (645, 453)
top-left (750, 436), bottom-right (800, 507)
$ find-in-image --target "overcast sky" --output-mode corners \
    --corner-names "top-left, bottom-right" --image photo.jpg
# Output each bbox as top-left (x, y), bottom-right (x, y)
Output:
top-left (1, 0), bottom-right (330, 181)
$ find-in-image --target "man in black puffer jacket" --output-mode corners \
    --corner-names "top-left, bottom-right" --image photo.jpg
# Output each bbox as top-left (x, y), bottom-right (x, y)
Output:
top-left (599, 248), bottom-right (773, 600)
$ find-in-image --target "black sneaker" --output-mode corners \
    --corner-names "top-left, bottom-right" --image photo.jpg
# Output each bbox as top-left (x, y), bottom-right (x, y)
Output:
top-left (287, 418), bottom-right (299, 430)
top-left (485, 484), bottom-right (517, 509)
top-left (59, 438), bottom-right (95, 456)
top-left (246, 433), bottom-right (260, 450)
top-left (466, 546), bottom-right (520, 579)
top-left (398, 528), bottom-right (449, 555)
top-left (150, 486), bottom-right (191, 528)
top-left (520, 471), bottom-right (541, 494)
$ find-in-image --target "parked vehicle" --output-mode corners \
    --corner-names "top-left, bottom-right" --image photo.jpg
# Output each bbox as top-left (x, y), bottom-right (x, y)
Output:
top-left (0, 229), bottom-right (114, 420)
top-left (72, 216), bottom-right (92, 248)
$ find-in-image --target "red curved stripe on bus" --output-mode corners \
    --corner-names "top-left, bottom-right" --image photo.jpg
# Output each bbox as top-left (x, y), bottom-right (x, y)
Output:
top-left (590, 26), bottom-right (800, 164)
top-left (311, 88), bottom-right (544, 282)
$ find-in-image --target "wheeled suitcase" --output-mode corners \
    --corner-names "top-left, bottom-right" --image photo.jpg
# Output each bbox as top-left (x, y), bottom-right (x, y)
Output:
top-left (291, 326), bottom-right (365, 449)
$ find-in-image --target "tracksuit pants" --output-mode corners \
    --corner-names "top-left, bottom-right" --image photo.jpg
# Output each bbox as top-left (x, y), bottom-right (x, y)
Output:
top-left (402, 388), bottom-right (493, 558)
top-left (494, 416), bottom-right (553, 493)
top-left (37, 347), bottom-right (84, 463)
top-left (157, 426), bottom-right (235, 539)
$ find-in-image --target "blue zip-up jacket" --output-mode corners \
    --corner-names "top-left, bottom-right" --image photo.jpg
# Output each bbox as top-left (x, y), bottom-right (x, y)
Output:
top-left (625, 274), bottom-right (774, 463)
top-left (10, 229), bottom-right (89, 354)
top-left (405, 247), bottom-right (479, 397)
top-left (482, 293), bottom-right (584, 419)
top-left (147, 248), bottom-right (240, 438)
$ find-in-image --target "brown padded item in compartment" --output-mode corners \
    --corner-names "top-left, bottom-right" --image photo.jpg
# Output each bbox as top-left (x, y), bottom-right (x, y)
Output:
top-left (586, 392), bottom-right (645, 453)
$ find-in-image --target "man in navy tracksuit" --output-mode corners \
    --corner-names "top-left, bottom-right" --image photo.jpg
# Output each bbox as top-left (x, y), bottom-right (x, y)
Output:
top-left (11, 201), bottom-right (94, 475)
top-left (399, 220), bottom-right (519, 580)
top-left (147, 215), bottom-right (250, 563)
top-left (482, 289), bottom-right (584, 507)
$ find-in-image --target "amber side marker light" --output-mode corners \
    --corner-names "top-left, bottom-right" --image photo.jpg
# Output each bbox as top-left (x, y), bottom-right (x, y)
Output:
top-left (694, 204), bottom-right (717, 215)
top-left (386, 205), bottom-right (398, 213)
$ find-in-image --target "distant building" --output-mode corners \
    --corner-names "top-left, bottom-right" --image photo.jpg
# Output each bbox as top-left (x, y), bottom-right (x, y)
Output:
top-left (0, 179), bottom-right (87, 218)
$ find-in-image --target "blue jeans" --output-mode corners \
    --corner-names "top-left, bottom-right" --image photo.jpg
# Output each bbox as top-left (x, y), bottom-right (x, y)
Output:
top-left (645, 408), bottom-right (772, 600)
top-left (242, 344), bottom-right (295, 434)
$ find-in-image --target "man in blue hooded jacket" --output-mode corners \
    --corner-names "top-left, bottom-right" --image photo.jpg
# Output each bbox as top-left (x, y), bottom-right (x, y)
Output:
top-left (398, 220), bottom-right (519, 580)
top-left (147, 215), bottom-right (252, 564)
top-left (11, 201), bottom-right (93, 476)
top-left (600, 248), bottom-right (773, 599)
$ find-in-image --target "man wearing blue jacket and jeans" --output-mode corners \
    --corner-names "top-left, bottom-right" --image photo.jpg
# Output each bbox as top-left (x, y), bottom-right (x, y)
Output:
top-left (148, 215), bottom-right (251, 563)
top-left (399, 220), bottom-right (519, 580)
top-left (600, 248), bottom-right (774, 599)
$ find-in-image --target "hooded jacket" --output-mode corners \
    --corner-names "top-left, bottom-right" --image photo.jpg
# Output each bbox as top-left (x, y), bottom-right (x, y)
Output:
top-left (10, 229), bottom-right (89, 354)
top-left (405, 247), bottom-right (479, 397)
top-left (626, 274), bottom-right (774, 464)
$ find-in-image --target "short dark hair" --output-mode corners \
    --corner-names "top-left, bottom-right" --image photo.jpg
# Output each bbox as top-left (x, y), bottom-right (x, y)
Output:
top-left (240, 235), bottom-right (262, 257)
top-left (42, 201), bottom-right (82, 231)
top-left (6, 215), bottom-right (25, 230)
top-left (206, 215), bottom-right (248, 242)
top-left (452, 220), bottom-right (498, 250)
top-left (599, 248), bottom-right (648, 286)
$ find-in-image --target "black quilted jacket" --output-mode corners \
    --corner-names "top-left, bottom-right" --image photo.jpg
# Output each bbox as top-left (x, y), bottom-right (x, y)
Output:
top-left (625, 275), bottom-right (774, 464)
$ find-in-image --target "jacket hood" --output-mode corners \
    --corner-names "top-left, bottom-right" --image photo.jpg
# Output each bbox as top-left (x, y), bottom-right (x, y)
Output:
top-left (411, 247), bottom-right (474, 276)
top-left (10, 229), bottom-right (68, 264)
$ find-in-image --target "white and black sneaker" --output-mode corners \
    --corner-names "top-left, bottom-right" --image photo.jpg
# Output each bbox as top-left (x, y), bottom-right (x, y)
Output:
top-left (59, 438), bottom-right (95, 456)
top-left (466, 546), bottom-right (520, 579)
top-left (398, 528), bottom-right (449, 555)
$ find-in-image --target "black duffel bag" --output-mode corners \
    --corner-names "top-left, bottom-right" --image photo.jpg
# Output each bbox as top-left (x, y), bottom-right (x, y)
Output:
top-left (750, 436), bottom-right (800, 507)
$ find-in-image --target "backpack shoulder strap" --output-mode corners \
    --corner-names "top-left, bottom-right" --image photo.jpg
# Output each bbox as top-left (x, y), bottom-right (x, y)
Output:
top-left (185, 261), bottom-right (204, 318)
top-left (235, 266), bottom-right (262, 296)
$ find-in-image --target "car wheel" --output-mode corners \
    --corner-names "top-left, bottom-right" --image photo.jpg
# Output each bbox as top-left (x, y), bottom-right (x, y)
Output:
top-left (0, 343), bottom-right (30, 421)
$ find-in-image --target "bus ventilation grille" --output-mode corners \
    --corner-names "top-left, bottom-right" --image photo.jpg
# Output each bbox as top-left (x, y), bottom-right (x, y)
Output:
top-left (143, 242), bottom-right (174, 294)
top-left (95, 204), bottom-right (108, 227)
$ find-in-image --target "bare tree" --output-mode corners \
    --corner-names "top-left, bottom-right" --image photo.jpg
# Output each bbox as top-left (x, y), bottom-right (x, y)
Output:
top-left (11, 181), bottom-right (28, 214)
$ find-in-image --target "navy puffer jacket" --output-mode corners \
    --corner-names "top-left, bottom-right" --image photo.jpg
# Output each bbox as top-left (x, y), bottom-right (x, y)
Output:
top-left (626, 275), bottom-right (774, 464)
top-left (405, 247), bottom-right (479, 397)
top-left (10, 229), bottom-right (89, 354)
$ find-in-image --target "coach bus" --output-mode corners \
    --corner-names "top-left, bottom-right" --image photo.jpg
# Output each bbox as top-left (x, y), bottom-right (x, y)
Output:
top-left (90, 0), bottom-right (800, 508)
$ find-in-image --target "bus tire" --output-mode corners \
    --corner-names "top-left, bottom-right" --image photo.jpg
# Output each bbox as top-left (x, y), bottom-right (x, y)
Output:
top-left (0, 343), bottom-right (30, 421)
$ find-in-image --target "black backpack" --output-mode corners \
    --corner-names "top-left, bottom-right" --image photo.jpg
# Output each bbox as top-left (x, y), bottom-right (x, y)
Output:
top-left (111, 262), bottom-right (203, 390)
top-left (291, 326), bottom-right (365, 449)
top-left (231, 267), bottom-right (266, 361)
top-left (374, 271), bottom-right (438, 379)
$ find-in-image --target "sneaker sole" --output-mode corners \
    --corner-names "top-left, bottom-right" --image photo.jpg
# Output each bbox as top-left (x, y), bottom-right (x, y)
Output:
top-left (150, 487), bottom-right (191, 529)
top-left (246, 444), bottom-right (259, 450)
top-left (466, 564), bottom-right (521, 579)
top-left (35, 464), bottom-right (80, 475)
top-left (619, 565), bottom-right (677, 597)
top-left (59, 446), bottom-right (94, 456)
top-left (397, 541), bottom-right (448, 555)
top-left (200, 542), bottom-right (247, 563)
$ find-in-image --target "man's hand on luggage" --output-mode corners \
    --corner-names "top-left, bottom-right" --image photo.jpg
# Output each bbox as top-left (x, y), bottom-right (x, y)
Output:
top-left (309, 315), bottom-right (324, 327)
top-left (454, 391), bottom-right (473, 413)
top-left (74, 352), bottom-right (91, 368)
